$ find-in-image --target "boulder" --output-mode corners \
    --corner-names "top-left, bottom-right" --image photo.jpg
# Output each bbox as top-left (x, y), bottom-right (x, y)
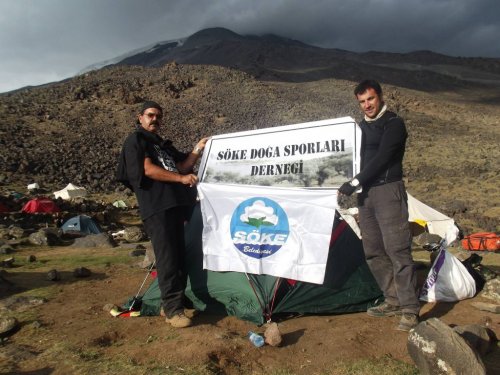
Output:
top-left (481, 278), bottom-right (500, 304)
top-left (123, 226), bottom-right (145, 242)
top-left (0, 317), bottom-right (18, 338)
top-left (453, 324), bottom-right (496, 356)
top-left (8, 226), bottom-right (25, 239)
top-left (407, 318), bottom-right (486, 375)
top-left (72, 233), bottom-right (115, 248)
top-left (47, 269), bottom-right (60, 281)
top-left (28, 230), bottom-right (59, 246)
top-left (73, 267), bottom-right (91, 278)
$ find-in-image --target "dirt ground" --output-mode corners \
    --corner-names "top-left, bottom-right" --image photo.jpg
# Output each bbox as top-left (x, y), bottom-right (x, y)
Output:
top-left (1, 244), bottom-right (499, 375)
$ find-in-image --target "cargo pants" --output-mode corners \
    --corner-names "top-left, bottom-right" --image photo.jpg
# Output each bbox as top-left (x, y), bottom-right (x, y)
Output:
top-left (357, 181), bottom-right (420, 314)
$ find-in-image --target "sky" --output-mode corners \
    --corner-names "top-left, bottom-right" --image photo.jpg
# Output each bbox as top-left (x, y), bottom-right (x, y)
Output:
top-left (1, 0), bottom-right (499, 93)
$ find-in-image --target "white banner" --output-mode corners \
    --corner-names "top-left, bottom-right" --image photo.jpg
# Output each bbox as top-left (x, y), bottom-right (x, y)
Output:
top-left (198, 117), bottom-right (360, 188)
top-left (198, 183), bottom-right (337, 284)
top-left (197, 117), bottom-right (360, 284)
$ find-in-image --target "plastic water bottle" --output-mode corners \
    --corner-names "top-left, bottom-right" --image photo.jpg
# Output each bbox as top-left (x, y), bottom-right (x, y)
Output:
top-left (248, 331), bottom-right (265, 347)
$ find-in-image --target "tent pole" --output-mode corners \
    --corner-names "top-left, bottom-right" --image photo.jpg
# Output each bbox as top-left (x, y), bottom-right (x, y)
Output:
top-left (130, 260), bottom-right (156, 311)
top-left (245, 273), bottom-right (266, 320)
top-left (268, 277), bottom-right (282, 322)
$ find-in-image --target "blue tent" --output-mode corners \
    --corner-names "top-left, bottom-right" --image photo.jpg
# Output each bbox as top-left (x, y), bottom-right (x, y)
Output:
top-left (61, 215), bottom-right (102, 235)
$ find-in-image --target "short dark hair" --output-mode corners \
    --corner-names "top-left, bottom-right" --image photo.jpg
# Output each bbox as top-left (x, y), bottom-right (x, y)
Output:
top-left (354, 80), bottom-right (382, 97)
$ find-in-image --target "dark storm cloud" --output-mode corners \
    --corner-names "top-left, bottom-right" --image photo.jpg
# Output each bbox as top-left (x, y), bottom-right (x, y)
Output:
top-left (0, 0), bottom-right (498, 92)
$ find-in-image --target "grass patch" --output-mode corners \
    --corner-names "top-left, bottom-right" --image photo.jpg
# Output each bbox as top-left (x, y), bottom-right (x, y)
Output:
top-left (14, 253), bottom-right (133, 270)
top-left (5, 283), bottom-right (60, 303)
top-left (38, 254), bottom-right (132, 268)
top-left (72, 351), bottom-right (212, 375)
top-left (327, 355), bottom-right (418, 375)
top-left (76, 347), bottom-right (102, 361)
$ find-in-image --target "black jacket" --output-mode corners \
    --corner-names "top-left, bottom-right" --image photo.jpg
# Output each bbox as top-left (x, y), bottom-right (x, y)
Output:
top-left (116, 127), bottom-right (194, 220)
top-left (355, 110), bottom-right (407, 187)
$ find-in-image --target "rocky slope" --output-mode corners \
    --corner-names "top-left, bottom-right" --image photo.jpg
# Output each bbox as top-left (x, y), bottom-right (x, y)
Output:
top-left (0, 34), bottom-right (498, 234)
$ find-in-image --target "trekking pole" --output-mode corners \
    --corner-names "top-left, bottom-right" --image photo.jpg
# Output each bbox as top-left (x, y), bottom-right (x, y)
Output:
top-left (129, 260), bottom-right (156, 311)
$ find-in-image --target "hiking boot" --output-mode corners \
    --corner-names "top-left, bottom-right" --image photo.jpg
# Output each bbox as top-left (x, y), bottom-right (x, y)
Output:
top-left (165, 312), bottom-right (192, 328)
top-left (161, 308), bottom-right (199, 319)
top-left (184, 308), bottom-right (199, 319)
top-left (367, 302), bottom-right (402, 317)
top-left (397, 313), bottom-right (419, 332)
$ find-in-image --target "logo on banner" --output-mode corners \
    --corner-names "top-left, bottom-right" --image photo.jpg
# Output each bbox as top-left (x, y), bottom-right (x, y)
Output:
top-left (230, 197), bottom-right (290, 259)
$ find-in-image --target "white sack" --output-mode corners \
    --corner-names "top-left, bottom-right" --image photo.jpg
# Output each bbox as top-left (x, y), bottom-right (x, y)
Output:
top-left (419, 248), bottom-right (476, 302)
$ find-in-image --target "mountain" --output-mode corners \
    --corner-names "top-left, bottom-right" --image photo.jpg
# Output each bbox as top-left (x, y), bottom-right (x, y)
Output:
top-left (0, 28), bottom-right (498, 234)
top-left (88, 27), bottom-right (500, 91)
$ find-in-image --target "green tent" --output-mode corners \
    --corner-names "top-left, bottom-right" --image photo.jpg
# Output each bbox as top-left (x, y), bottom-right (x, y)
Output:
top-left (133, 204), bottom-right (381, 324)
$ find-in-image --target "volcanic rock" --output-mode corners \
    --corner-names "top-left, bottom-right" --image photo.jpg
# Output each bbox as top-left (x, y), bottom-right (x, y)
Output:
top-left (407, 318), bottom-right (486, 374)
top-left (73, 267), bottom-right (91, 278)
top-left (0, 317), bottom-right (18, 338)
top-left (123, 226), bottom-right (145, 242)
top-left (47, 269), bottom-right (60, 281)
top-left (72, 233), bottom-right (115, 248)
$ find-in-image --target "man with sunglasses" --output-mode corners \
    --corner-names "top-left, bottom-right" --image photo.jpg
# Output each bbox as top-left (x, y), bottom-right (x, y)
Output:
top-left (117, 100), bottom-right (208, 328)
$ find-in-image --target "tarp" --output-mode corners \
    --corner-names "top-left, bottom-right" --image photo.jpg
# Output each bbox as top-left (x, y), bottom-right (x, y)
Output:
top-left (339, 193), bottom-right (460, 244)
top-left (407, 193), bottom-right (459, 244)
top-left (53, 183), bottom-right (87, 200)
top-left (21, 197), bottom-right (60, 213)
top-left (132, 204), bottom-right (381, 324)
top-left (61, 215), bottom-right (102, 235)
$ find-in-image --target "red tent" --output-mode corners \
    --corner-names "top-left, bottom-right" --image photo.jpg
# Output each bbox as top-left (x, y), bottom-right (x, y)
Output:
top-left (21, 197), bottom-right (60, 213)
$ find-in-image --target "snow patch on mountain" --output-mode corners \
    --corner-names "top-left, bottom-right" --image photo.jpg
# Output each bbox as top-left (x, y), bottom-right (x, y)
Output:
top-left (78, 38), bottom-right (185, 74)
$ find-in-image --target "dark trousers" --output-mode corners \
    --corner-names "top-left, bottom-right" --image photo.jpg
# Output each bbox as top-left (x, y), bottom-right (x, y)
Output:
top-left (357, 181), bottom-right (420, 314)
top-left (143, 207), bottom-right (186, 317)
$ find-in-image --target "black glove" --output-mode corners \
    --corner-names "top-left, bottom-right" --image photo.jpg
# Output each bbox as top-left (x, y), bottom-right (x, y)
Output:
top-left (338, 181), bottom-right (356, 196)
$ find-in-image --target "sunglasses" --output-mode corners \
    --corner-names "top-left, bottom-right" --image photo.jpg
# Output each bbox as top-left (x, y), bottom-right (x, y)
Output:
top-left (144, 112), bottom-right (163, 120)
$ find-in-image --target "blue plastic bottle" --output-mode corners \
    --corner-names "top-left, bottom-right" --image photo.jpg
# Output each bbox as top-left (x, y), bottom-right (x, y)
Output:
top-left (248, 331), bottom-right (265, 347)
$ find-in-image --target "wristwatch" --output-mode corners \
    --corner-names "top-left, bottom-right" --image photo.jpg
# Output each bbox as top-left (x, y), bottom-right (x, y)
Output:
top-left (350, 178), bottom-right (360, 187)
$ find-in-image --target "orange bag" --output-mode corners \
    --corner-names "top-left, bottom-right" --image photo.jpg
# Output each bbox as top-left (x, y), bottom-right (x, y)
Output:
top-left (461, 232), bottom-right (500, 252)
